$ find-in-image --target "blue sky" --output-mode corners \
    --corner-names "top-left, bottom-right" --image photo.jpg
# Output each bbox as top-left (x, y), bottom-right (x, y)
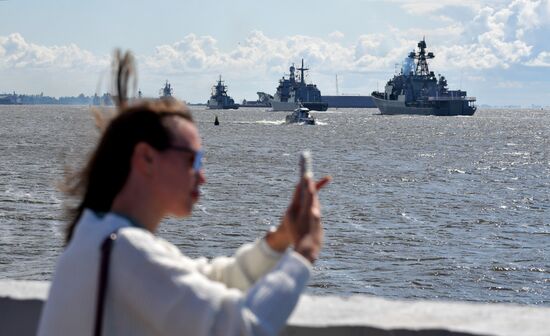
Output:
top-left (1, 0), bottom-right (549, 106)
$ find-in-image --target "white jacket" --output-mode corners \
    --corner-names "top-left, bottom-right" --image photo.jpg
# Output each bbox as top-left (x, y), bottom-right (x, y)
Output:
top-left (38, 210), bottom-right (311, 336)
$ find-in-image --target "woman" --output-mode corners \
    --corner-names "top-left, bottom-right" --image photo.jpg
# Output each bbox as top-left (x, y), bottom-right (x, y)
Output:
top-left (38, 51), bottom-right (330, 336)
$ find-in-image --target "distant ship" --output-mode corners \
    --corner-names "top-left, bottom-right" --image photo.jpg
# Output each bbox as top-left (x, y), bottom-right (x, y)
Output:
top-left (371, 38), bottom-right (476, 116)
top-left (321, 74), bottom-right (375, 108)
top-left (207, 76), bottom-right (239, 109)
top-left (321, 95), bottom-right (375, 108)
top-left (240, 92), bottom-right (273, 108)
top-left (270, 59), bottom-right (328, 111)
top-left (0, 93), bottom-right (20, 105)
top-left (160, 80), bottom-right (173, 98)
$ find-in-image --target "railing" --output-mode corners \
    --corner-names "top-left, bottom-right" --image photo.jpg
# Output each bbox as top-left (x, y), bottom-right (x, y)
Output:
top-left (428, 96), bottom-right (476, 101)
top-left (1, 280), bottom-right (549, 336)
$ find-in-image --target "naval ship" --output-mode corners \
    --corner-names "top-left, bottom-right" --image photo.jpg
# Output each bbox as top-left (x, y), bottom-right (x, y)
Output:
top-left (207, 76), bottom-right (239, 109)
top-left (160, 80), bottom-right (173, 98)
top-left (371, 39), bottom-right (476, 116)
top-left (241, 92), bottom-right (273, 107)
top-left (270, 59), bottom-right (328, 111)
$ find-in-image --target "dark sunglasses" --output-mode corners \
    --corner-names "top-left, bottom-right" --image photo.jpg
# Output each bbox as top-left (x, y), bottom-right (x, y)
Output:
top-left (165, 146), bottom-right (204, 171)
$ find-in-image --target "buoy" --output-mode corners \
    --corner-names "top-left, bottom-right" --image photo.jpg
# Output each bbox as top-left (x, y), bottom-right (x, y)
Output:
top-left (214, 115), bottom-right (220, 125)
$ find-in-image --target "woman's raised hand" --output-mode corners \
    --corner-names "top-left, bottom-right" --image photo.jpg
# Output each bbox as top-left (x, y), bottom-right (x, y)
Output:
top-left (266, 176), bottom-right (331, 263)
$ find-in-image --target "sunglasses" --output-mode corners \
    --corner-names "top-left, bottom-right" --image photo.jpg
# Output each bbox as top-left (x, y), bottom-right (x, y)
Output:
top-left (166, 146), bottom-right (204, 171)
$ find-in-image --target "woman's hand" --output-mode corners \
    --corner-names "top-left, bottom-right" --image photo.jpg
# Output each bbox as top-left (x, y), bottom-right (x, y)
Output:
top-left (266, 176), bottom-right (331, 262)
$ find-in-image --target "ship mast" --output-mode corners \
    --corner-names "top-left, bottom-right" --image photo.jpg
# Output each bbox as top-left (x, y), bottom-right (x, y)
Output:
top-left (297, 59), bottom-right (309, 84)
top-left (409, 37), bottom-right (434, 76)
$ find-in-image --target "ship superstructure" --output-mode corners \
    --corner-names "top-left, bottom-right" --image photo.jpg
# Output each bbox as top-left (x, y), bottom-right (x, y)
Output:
top-left (207, 76), bottom-right (239, 109)
top-left (371, 39), bottom-right (476, 116)
top-left (270, 59), bottom-right (328, 111)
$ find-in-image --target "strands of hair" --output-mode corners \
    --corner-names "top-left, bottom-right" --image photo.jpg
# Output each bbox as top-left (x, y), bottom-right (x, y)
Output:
top-left (112, 49), bottom-right (137, 109)
top-left (93, 49), bottom-right (137, 132)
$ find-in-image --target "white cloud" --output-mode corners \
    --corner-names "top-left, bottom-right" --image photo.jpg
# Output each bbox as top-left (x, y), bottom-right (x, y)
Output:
top-left (142, 31), bottom-right (358, 76)
top-left (466, 75), bottom-right (486, 81)
top-left (3, 0), bottom-right (548, 79)
top-left (525, 51), bottom-right (550, 66)
top-left (0, 33), bottom-right (108, 70)
top-left (496, 80), bottom-right (524, 88)
top-left (328, 31), bottom-right (345, 40)
top-left (398, 0), bottom-right (482, 15)
top-left (511, 0), bottom-right (545, 37)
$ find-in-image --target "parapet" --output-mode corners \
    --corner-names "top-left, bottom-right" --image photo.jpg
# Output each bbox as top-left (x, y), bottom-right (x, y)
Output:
top-left (1, 280), bottom-right (548, 335)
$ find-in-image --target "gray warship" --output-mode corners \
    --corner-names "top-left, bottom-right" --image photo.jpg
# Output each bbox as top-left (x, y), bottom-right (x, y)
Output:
top-left (241, 92), bottom-right (272, 107)
top-left (207, 76), bottom-right (239, 109)
top-left (270, 59), bottom-right (328, 111)
top-left (371, 39), bottom-right (476, 116)
top-left (160, 80), bottom-right (173, 98)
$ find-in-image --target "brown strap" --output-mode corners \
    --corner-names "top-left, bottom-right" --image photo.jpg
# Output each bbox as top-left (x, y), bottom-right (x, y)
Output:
top-left (94, 232), bottom-right (118, 336)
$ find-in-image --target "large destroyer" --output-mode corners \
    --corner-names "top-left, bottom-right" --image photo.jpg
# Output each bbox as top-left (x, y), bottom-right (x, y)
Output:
top-left (270, 59), bottom-right (328, 111)
top-left (371, 39), bottom-right (476, 116)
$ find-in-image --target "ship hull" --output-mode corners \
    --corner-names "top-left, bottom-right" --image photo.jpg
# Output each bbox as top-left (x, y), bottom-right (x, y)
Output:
top-left (207, 104), bottom-right (239, 110)
top-left (270, 101), bottom-right (328, 112)
top-left (371, 96), bottom-right (475, 116)
top-left (207, 98), bottom-right (239, 110)
top-left (240, 102), bottom-right (270, 108)
top-left (321, 95), bottom-right (375, 108)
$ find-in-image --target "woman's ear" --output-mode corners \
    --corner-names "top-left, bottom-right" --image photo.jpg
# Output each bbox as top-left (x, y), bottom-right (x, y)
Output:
top-left (133, 142), bottom-right (155, 176)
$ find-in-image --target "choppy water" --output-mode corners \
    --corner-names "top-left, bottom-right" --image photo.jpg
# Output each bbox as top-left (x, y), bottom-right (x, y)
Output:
top-left (0, 105), bottom-right (548, 305)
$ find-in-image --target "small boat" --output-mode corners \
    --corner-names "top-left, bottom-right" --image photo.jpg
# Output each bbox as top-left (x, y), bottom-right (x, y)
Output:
top-left (285, 107), bottom-right (315, 125)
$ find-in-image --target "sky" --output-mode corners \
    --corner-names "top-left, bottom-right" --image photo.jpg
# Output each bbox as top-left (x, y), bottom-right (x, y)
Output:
top-left (1, 0), bottom-right (549, 106)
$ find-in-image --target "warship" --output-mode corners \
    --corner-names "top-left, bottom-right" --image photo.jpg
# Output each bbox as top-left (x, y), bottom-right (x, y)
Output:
top-left (160, 80), bottom-right (173, 98)
top-left (207, 76), bottom-right (239, 109)
top-left (0, 93), bottom-right (19, 105)
top-left (321, 95), bottom-right (375, 108)
top-left (240, 92), bottom-right (273, 107)
top-left (270, 59), bottom-right (328, 111)
top-left (371, 38), bottom-right (476, 116)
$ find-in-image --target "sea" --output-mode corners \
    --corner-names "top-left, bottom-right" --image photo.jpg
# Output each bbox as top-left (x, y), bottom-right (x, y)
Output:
top-left (0, 105), bottom-right (548, 305)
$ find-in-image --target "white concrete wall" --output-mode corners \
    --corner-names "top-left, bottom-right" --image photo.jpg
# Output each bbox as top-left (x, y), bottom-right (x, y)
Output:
top-left (1, 280), bottom-right (548, 336)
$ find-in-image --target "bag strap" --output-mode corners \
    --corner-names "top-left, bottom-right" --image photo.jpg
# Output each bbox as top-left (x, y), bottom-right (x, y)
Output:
top-left (94, 231), bottom-right (119, 336)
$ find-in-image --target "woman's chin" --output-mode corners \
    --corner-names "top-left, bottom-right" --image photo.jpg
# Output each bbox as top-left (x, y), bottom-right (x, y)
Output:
top-left (171, 204), bottom-right (192, 218)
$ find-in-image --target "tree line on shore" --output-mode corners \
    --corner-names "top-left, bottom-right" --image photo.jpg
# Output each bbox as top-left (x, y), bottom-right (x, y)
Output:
top-left (0, 92), bottom-right (113, 105)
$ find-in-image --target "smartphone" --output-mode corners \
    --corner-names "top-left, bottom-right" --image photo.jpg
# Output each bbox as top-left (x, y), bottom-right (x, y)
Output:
top-left (299, 151), bottom-right (313, 208)
top-left (300, 150), bottom-right (313, 179)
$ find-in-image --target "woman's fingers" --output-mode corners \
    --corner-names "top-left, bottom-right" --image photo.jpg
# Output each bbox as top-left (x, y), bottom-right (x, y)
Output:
top-left (285, 175), bottom-right (330, 245)
top-left (315, 176), bottom-right (332, 191)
